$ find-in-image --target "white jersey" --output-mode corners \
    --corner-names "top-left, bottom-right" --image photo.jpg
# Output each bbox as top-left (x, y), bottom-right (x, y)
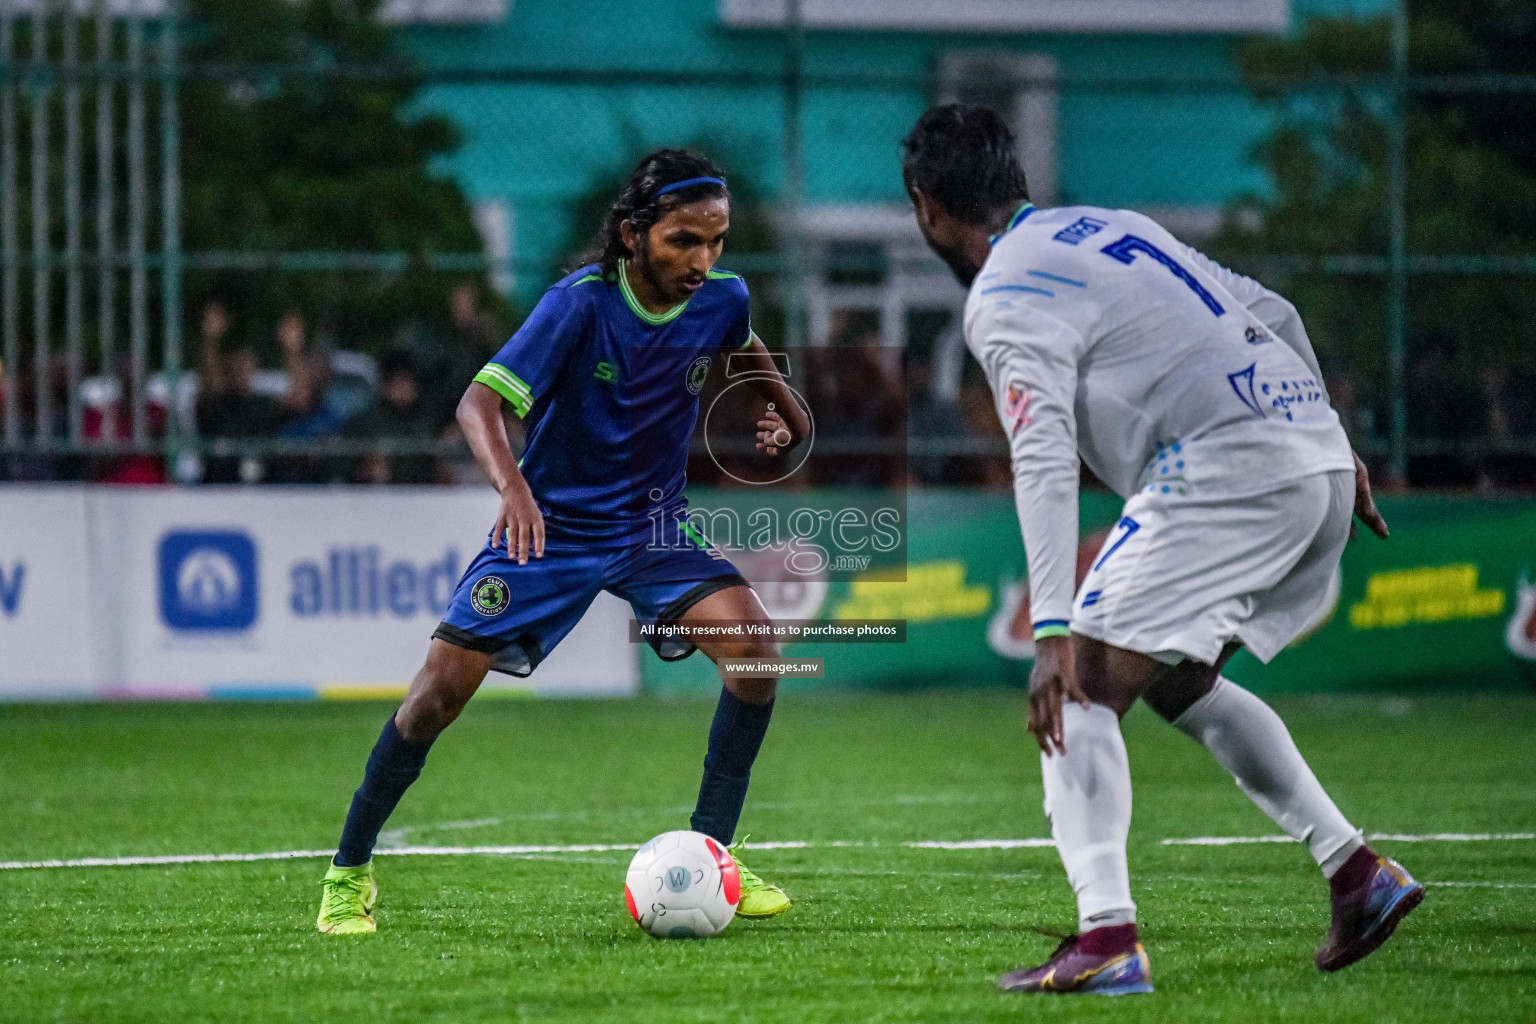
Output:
top-left (964, 204), bottom-right (1355, 633)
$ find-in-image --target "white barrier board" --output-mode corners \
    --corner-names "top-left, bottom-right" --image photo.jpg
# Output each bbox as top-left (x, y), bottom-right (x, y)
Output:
top-left (0, 488), bottom-right (96, 696)
top-left (0, 485), bottom-right (638, 699)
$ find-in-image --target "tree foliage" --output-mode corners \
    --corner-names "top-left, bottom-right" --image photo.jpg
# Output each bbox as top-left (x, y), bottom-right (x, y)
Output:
top-left (179, 0), bottom-right (493, 358)
top-left (1209, 6), bottom-right (1536, 459)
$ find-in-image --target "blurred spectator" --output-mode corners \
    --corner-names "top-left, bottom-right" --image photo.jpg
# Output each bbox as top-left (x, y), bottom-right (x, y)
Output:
top-left (83, 351), bottom-right (167, 485)
top-left (416, 283), bottom-right (500, 429)
top-left (345, 350), bottom-right (441, 485)
top-left (958, 375), bottom-right (1013, 489)
top-left (1482, 360), bottom-right (1536, 491)
top-left (195, 299), bottom-right (283, 483)
top-left (906, 359), bottom-right (972, 488)
top-left (269, 309), bottom-right (344, 484)
top-left (196, 298), bottom-right (231, 397)
top-left (805, 317), bottom-right (905, 486)
top-left (4, 355), bottom-right (81, 481)
top-left (275, 310), bottom-right (340, 435)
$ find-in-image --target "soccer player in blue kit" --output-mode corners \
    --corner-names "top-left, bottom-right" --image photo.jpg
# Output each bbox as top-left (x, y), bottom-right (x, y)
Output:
top-left (317, 150), bottom-right (810, 934)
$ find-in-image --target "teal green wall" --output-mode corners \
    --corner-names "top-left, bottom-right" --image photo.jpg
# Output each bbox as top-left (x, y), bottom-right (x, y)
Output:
top-left (401, 0), bottom-right (1396, 302)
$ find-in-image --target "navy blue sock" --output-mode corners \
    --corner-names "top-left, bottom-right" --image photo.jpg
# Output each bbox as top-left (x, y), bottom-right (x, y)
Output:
top-left (690, 687), bottom-right (775, 845)
top-left (334, 715), bottom-right (434, 867)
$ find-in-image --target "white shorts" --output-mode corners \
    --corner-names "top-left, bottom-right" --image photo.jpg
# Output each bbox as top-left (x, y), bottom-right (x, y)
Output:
top-left (1070, 469), bottom-right (1353, 666)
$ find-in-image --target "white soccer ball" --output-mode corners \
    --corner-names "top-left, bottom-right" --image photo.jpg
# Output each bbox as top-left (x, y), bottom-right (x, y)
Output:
top-left (624, 830), bottom-right (740, 939)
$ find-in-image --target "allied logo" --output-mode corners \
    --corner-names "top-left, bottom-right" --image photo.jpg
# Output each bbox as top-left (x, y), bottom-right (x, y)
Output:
top-left (1245, 324), bottom-right (1275, 346)
top-left (664, 865), bottom-right (693, 893)
top-left (470, 575), bottom-right (510, 616)
top-left (0, 560), bottom-right (23, 618)
top-left (1004, 377), bottom-right (1034, 437)
top-left (158, 530), bottom-right (259, 631)
top-left (686, 356), bottom-right (711, 395)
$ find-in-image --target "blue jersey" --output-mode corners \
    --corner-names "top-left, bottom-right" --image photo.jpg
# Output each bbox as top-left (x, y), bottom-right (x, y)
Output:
top-left (472, 260), bottom-right (752, 543)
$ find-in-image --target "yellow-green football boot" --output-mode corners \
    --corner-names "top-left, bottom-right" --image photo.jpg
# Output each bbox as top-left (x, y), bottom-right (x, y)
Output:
top-left (316, 860), bottom-right (378, 935)
top-left (729, 837), bottom-right (792, 919)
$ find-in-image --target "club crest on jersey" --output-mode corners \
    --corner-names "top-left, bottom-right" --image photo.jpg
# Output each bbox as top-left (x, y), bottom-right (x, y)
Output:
top-left (686, 356), bottom-right (711, 395)
top-left (1005, 378), bottom-right (1034, 436)
top-left (470, 575), bottom-right (509, 616)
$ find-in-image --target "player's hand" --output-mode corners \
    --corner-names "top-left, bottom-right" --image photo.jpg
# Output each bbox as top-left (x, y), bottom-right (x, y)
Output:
top-left (1350, 451), bottom-right (1389, 541)
top-left (492, 477), bottom-right (545, 565)
top-left (756, 406), bottom-right (800, 456)
top-left (1026, 634), bottom-right (1090, 756)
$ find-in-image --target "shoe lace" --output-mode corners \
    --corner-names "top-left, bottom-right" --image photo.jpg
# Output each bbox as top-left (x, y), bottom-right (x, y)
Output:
top-left (1030, 926), bottom-right (1080, 963)
top-left (320, 874), bottom-right (369, 920)
top-left (726, 835), bottom-right (767, 892)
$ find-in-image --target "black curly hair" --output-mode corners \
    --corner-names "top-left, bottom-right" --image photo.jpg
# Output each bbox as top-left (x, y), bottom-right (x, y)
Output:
top-left (901, 104), bottom-right (1029, 226)
top-left (580, 148), bottom-right (730, 281)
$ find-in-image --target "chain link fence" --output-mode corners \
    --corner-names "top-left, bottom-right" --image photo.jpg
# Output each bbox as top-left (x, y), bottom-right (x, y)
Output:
top-left (0, 4), bottom-right (1531, 489)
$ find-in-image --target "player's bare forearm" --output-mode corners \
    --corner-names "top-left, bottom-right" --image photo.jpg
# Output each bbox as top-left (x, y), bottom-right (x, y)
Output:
top-left (1027, 634), bottom-right (1090, 756)
top-left (457, 381), bottom-right (523, 492)
top-left (458, 381), bottom-right (545, 562)
top-left (1351, 450), bottom-right (1389, 540)
top-left (739, 334), bottom-right (810, 452)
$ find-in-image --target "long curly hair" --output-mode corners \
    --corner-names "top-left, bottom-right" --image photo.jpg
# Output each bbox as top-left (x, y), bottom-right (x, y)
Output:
top-left (579, 149), bottom-right (730, 281)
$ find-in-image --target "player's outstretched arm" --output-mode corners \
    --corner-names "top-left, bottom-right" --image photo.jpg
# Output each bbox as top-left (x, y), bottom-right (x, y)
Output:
top-left (457, 381), bottom-right (545, 564)
top-left (738, 333), bottom-right (811, 456)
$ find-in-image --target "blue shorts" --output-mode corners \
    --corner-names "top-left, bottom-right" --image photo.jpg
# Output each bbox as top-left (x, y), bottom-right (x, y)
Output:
top-left (432, 520), bottom-right (747, 677)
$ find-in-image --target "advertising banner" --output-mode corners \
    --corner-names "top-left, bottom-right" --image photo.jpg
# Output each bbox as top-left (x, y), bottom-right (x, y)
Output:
top-left (3, 485), bottom-right (1532, 699)
top-left (643, 487), bottom-right (1536, 695)
top-left (0, 488), bottom-right (96, 697)
top-left (0, 486), bottom-right (637, 699)
top-left (1222, 495), bottom-right (1536, 692)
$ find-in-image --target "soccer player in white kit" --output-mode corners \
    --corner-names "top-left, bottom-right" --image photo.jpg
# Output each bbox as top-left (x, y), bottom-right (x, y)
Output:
top-left (902, 105), bottom-right (1425, 996)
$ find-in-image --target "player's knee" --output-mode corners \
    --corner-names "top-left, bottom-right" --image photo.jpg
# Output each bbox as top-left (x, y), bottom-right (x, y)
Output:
top-left (716, 637), bottom-right (779, 705)
top-left (745, 637), bottom-right (782, 661)
top-left (397, 678), bottom-right (470, 742)
top-left (724, 674), bottom-right (777, 705)
top-left (396, 696), bottom-right (453, 742)
top-left (1144, 666), bottom-right (1218, 723)
top-left (712, 636), bottom-right (780, 662)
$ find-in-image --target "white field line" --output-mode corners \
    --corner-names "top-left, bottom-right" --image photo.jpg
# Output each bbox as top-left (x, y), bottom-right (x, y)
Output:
top-left (4, 831), bottom-right (1533, 872)
top-left (908, 839), bottom-right (1058, 849)
top-left (375, 794), bottom-right (1000, 848)
top-left (1163, 832), bottom-right (1536, 847)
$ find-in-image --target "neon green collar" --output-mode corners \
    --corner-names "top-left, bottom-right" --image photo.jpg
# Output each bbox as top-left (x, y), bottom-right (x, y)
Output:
top-left (617, 259), bottom-right (690, 325)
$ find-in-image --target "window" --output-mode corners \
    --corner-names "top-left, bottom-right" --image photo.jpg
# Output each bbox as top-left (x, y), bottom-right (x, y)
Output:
top-left (720, 0), bottom-right (1288, 34)
top-left (377, 0), bottom-right (510, 25)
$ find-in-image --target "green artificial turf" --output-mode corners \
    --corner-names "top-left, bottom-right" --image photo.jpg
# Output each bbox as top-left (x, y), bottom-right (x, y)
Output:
top-left (1, 692), bottom-right (1533, 1023)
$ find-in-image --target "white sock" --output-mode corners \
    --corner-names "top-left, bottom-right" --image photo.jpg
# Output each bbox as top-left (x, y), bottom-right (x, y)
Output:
top-left (1174, 676), bottom-right (1364, 877)
top-left (1041, 702), bottom-right (1137, 931)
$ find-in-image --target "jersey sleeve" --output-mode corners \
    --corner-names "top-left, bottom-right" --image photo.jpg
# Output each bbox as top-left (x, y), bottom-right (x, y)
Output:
top-left (964, 291), bottom-right (1088, 638)
top-left (1175, 242), bottom-right (1326, 383)
top-left (473, 285), bottom-right (587, 418)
